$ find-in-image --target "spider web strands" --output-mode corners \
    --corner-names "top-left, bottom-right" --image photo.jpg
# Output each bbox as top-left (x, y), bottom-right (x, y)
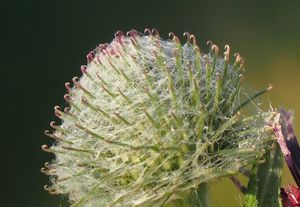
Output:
top-left (232, 85), bottom-right (272, 115)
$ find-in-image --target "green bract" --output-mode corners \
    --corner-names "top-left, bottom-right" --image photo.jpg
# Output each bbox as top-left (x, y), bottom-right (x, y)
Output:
top-left (42, 29), bottom-right (276, 207)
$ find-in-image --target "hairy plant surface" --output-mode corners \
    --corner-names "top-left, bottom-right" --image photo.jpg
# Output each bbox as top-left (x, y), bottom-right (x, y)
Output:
top-left (42, 29), bottom-right (276, 207)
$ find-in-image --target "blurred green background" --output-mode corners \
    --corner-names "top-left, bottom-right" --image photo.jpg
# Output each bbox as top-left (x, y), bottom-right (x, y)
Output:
top-left (1, 0), bottom-right (300, 206)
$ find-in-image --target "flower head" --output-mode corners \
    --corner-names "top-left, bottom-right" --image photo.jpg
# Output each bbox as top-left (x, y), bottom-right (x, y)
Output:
top-left (42, 29), bottom-right (276, 207)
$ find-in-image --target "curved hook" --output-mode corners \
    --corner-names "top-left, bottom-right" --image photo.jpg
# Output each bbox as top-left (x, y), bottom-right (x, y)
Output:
top-left (234, 53), bottom-right (241, 63)
top-left (63, 94), bottom-right (72, 103)
top-left (80, 65), bottom-right (93, 79)
top-left (183, 32), bottom-right (190, 44)
top-left (86, 50), bottom-right (95, 64)
top-left (72, 77), bottom-right (80, 86)
top-left (168, 32), bottom-right (175, 39)
top-left (207, 40), bottom-right (213, 47)
top-left (80, 65), bottom-right (87, 74)
top-left (44, 185), bottom-right (60, 195)
top-left (64, 82), bottom-right (72, 93)
top-left (44, 130), bottom-right (55, 138)
top-left (63, 107), bottom-right (70, 113)
top-left (168, 32), bottom-right (180, 44)
top-left (224, 44), bottom-right (230, 62)
top-left (41, 167), bottom-right (47, 174)
top-left (41, 145), bottom-right (51, 153)
top-left (114, 30), bottom-right (125, 38)
top-left (190, 34), bottom-right (197, 46)
top-left (126, 29), bottom-right (139, 37)
top-left (152, 28), bottom-right (160, 37)
top-left (41, 167), bottom-right (57, 176)
top-left (98, 43), bottom-right (109, 52)
top-left (44, 162), bottom-right (52, 169)
top-left (211, 44), bottom-right (219, 55)
top-left (54, 105), bottom-right (62, 119)
top-left (144, 28), bottom-right (152, 36)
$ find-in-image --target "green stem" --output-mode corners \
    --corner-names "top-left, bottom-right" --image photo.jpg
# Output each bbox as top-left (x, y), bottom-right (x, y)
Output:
top-left (196, 183), bottom-right (210, 207)
top-left (186, 183), bottom-right (210, 207)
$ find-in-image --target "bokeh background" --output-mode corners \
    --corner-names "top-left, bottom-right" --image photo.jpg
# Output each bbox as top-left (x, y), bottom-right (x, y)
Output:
top-left (1, 0), bottom-right (300, 206)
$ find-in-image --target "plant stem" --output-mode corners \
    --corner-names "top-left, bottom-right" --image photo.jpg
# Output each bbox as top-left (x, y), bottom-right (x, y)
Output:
top-left (197, 182), bottom-right (210, 207)
top-left (187, 182), bottom-right (210, 207)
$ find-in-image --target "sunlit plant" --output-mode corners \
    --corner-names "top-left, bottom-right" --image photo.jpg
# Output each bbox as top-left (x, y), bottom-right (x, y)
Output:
top-left (42, 29), bottom-right (283, 207)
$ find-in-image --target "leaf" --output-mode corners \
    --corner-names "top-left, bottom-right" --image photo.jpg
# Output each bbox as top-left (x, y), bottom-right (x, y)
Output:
top-left (190, 183), bottom-right (210, 207)
top-left (256, 142), bottom-right (283, 207)
top-left (244, 141), bottom-right (283, 207)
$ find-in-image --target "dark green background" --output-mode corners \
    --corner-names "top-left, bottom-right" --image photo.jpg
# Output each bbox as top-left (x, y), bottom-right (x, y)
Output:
top-left (1, 0), bottom-right (300, 206)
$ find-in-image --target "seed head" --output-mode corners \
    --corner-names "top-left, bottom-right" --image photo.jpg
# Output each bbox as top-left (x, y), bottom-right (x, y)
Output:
top-left (42, 29), bottom-right (277, 206)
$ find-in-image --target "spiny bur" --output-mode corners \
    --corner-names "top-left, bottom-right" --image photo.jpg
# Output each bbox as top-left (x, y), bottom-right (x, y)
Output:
top-left (42, 29), bottom-right (277, 207)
